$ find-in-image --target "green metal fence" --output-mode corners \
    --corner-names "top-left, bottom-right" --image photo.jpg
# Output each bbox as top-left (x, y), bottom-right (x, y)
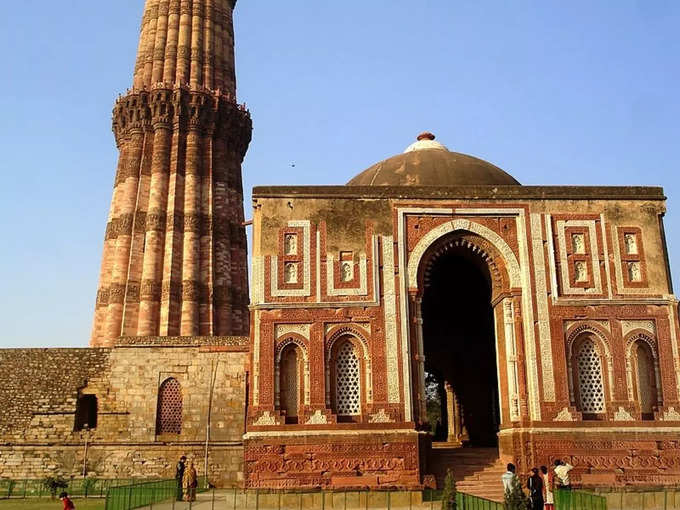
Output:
top-left (455, 491), bottom-right (503, 510)
top-left (596, 489), bottom-right (680, 510)
top-left (0, 478), bottom-right (136, 499)
top-left (555, 489), bottom-right (608, 510)
top-left (105, 477), bottom-right (208, 510)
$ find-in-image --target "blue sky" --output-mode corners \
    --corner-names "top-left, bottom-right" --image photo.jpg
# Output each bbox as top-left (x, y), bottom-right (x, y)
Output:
top-left (0, 1), bottom-right (678, 347)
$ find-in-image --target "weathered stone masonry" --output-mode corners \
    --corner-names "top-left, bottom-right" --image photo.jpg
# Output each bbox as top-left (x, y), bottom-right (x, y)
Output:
top-left (0, 340), bottom-right (248, 485)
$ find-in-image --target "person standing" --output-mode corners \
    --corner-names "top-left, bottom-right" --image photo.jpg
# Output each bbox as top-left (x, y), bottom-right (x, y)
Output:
top-left (183, 461), bottom-right (198, 502)
top-left (554, 459), bottom-right (574, 489)
top-left (175, 456), bottom-right (187, 501)
top-left (541, 465), bottom-right (554, 510)
top-left (527, 467), bottom-right (544, 509)
top-left (501, 463), bottom-right (517, 494)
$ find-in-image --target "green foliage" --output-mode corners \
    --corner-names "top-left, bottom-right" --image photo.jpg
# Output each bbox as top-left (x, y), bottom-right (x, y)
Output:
top-left (503, 474), bottom-right (529, 510)
top-left (425, 371), bottom-right (443, 436)
top-left (82, 477), bottom-right (98, 497)
top-left (441, 470), bottom-right (457, 510)
top-left (41, 476), bottom-right (68, 499)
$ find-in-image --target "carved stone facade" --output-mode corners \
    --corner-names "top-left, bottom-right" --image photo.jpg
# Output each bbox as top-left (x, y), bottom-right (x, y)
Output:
top-left (247, 185), bottom-right (680, 488)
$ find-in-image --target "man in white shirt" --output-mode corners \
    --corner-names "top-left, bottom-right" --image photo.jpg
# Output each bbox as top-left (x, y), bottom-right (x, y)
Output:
top-left (501, 463), bottom-right (517, 493)
top-left (554, 459), bottom-right (574, 488)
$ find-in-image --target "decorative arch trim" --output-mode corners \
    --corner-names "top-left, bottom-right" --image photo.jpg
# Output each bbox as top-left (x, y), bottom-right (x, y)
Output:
top-left (325, 325), bottom-right (373, 407)
top-left (407, 219), bottom-right (521, 289)
top-left (566, 322), bottom-right (613, 361)
top-left (416, 232), bottom-right (515, 302)
top-left (274, 333), bottom-right (310, 409)
top-left (624, 330), bottom-right (659, 360)
top-left (624, 330), bottom-right (662, 410)
top-left (565, 322), bottom-right (615, 405)
top-left (325, 325), bottom-right (370, 360)
top-left (275, 333), bottom-right (309, 363)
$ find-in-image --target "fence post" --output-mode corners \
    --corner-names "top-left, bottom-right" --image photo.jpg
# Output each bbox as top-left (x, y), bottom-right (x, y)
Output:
top-left (22, 479), bottom-right (27, 499)
top-left (212, 487), bottom-right (216, 510)
top-left (322, 490), bottom-right (325, 510)
top-left (233, 487), bottom-right (237, 510)
top-left (664, 490), bottom-right (668, 510)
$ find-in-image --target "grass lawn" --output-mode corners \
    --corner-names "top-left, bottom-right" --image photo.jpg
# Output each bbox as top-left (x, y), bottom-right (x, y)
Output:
top-left (0, 499), bottom-right (105, 510)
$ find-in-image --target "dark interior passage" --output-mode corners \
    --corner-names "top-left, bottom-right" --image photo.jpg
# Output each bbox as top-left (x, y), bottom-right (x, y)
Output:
top-left (422, 247), bottom-right (500, 446)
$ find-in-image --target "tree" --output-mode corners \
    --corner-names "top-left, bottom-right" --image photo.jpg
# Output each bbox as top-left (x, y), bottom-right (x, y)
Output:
top-left (441, 469), bottom-right (457, 510)
top-left (42, 476), bottom-right (69, 499)
top-left (504, 474), bottom-right (529, 510)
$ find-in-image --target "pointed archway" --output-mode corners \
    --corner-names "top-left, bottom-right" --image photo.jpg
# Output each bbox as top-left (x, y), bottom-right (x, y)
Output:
top-left (420, 235), bottom-right (501, 445)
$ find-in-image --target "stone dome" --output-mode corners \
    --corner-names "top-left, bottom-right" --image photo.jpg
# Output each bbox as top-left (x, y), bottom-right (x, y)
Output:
top-left (347, 132), bottom-right (520, 186)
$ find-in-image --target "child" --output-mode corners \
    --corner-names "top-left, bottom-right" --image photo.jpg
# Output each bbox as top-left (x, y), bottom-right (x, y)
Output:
top-left (59, 492), bottom-right (75, 510)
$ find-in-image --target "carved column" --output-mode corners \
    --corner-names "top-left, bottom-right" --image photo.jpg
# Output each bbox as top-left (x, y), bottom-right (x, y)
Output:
top-left (138, 95), bottom-right (172, 336)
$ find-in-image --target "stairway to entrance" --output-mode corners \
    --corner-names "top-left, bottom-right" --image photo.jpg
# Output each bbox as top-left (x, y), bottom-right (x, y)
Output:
top-left (427, 445), bottom-right (507, 503)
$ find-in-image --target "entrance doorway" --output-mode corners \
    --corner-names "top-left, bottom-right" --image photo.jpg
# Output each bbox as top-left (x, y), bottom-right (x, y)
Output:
top-left (421, 242), bottom-right (500, 446)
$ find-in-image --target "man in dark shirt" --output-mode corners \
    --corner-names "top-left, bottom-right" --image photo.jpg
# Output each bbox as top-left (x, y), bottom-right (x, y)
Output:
top-left (175, 456), bottom-right (187, 501)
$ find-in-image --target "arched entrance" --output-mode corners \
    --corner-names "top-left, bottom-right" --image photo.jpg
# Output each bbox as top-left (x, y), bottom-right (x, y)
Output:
top-left (417, 233), bottom-right (505, 447)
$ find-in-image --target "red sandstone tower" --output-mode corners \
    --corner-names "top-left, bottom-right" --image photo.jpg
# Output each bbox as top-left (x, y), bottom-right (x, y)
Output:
top-left (90, 0), bottom-right (251, 347)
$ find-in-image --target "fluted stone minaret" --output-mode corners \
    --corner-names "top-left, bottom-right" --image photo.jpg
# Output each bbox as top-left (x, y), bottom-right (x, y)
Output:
top-left (90, 0), bottom-right (251, 347)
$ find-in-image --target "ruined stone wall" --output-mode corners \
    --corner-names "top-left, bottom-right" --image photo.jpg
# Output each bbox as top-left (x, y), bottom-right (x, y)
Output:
top-left (0, 349), bottom-right (112, 440)
top-left (0, 341), bottom-right (248, 486)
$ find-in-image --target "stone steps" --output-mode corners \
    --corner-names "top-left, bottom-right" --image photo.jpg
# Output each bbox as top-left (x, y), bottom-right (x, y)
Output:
top-left (427, 446), bottom-right (507, 503)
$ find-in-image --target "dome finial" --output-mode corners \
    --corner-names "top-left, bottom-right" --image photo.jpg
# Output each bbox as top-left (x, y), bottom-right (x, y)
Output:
top-left (404, 132), bottom-right (448, 153)
top-left (417, 131), bottom-right (436, 141)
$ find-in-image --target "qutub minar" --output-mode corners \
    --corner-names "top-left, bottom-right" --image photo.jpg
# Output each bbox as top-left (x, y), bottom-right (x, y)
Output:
top-left (1, 0), bottom-right (680, 500)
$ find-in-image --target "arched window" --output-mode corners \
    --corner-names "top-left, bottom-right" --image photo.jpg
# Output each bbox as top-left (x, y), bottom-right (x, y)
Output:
top-left (156, 378), bottom-right (182, 435)
top-left (279, 344), bottom-right (302, 423)
top-left (74, 395), bottom-right (98, 431)
top-left (633, 341), bottom-right (658, 420)
top-left (334, 340), bottom-right (361, 417)
top-left (574, 338), bottom-right (606, 416)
